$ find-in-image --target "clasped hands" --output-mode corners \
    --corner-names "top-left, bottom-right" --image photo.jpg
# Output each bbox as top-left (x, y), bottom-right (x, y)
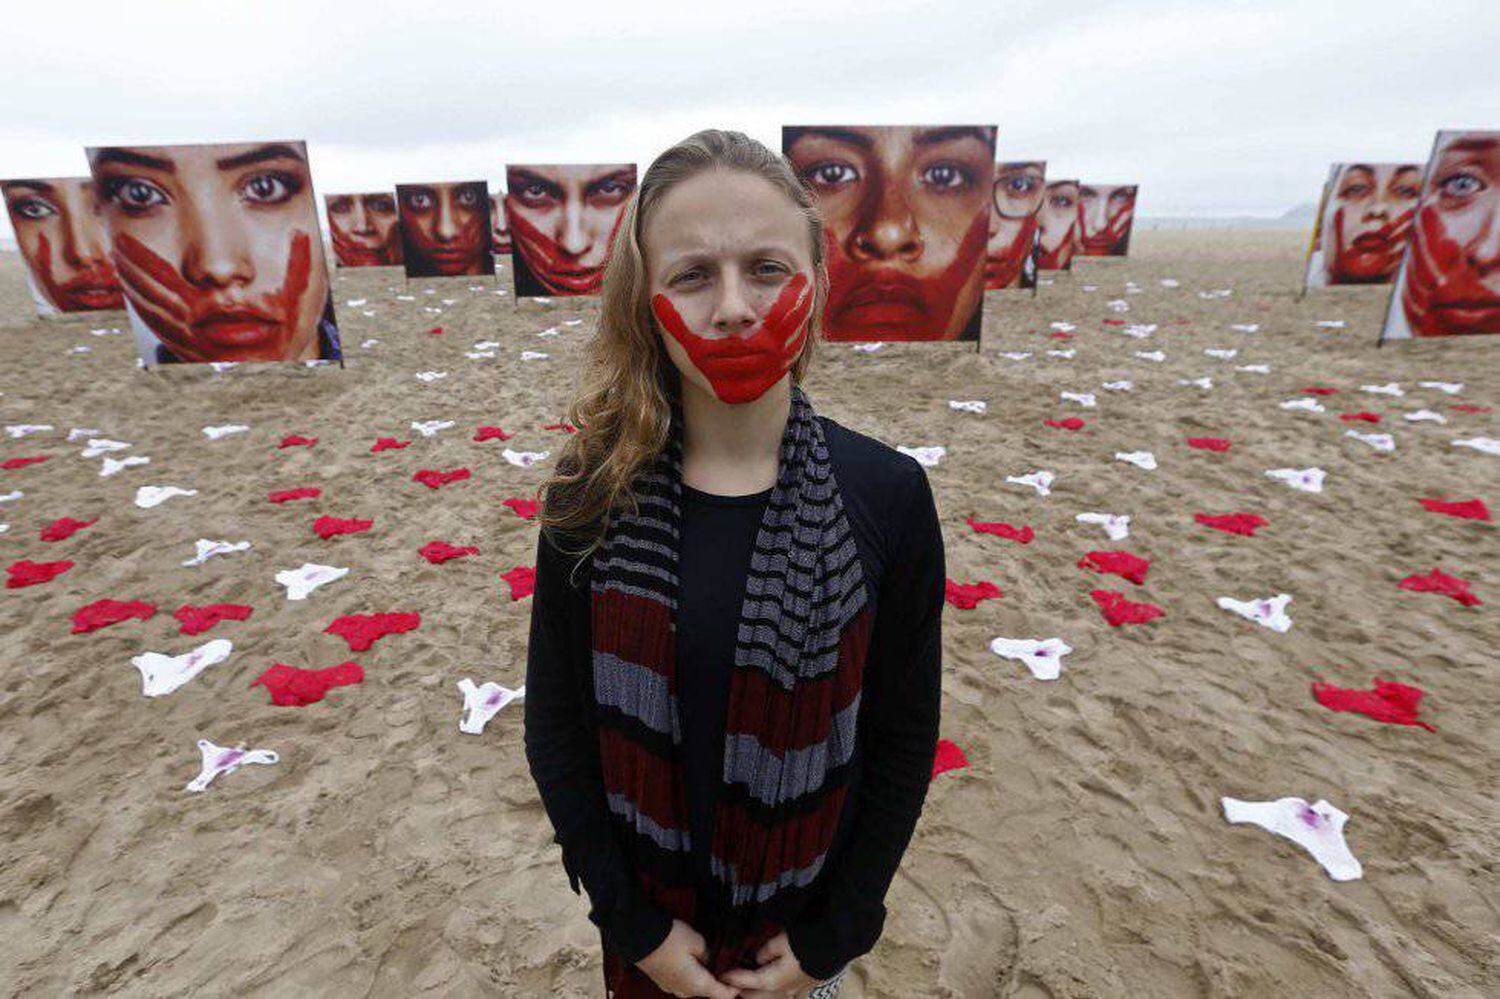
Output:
top-left (637, 919), bottom-right (827, 998)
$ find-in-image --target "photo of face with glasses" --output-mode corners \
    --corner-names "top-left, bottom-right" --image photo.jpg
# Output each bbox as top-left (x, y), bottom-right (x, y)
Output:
top-left (986, 161), bottom-right (1047, 289)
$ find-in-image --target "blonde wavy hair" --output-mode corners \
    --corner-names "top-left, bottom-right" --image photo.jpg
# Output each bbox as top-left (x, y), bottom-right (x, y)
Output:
top-left (534, 129), bottom-right (828, 580)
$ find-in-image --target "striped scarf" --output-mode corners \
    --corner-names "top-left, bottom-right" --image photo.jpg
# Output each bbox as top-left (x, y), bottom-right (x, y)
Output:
top-left (590, 381), bottom-right (875, 995)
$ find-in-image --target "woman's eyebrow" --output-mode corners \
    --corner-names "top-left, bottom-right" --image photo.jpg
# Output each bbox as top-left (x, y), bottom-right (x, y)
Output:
top-left (589, 168), bottom-right (637, 189)
top-left (92, 148), bottom-right (174, 172)
top-left (215, 143), bottom-right (306, 171)
top-left (787, 127), bottom-right (872, 150)
top-left (2, 179), bottom-right (57, 194)
top-left (509, 169), bottom-right (563, 195)
top-left (914, 126), bottom-right (993, 148)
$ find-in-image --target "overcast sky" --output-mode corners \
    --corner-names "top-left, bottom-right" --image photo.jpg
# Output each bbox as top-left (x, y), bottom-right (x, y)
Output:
top-left (3, 0), bottom-right (1497, 240)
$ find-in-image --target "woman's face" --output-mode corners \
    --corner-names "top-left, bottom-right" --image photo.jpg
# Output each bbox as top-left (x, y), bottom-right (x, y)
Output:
top-left (505, 164), bottom-right (636, 295)
top-left (1078, 184), bottom-right (1137, 256)
top-left (88, 142), bottom-right (331, 363)
top-left (784, 125), bottom-right (995, 340)
top-left (327, 192), bottom-right (402, 267)
top-left (1037, 180), bottom-right (1080, 269)
top-left (2, 177), bottom-right (123, 313)
top-left (1401, 132), bottom-right (1500, 336)
top-left (986, 161), bottom-right (1046, 289)
top-left (644, 168), bottom-right (816, 405)
top-left (1325, 164), bottom-right (1421, 283)
top-left (397, 181), bottom-right (491, 277)
top-left (489, 194), bottom-right (512, 255)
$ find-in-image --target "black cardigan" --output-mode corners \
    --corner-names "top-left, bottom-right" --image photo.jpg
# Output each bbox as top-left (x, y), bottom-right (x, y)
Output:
top-left (523, 415), bottom-right (945, 981)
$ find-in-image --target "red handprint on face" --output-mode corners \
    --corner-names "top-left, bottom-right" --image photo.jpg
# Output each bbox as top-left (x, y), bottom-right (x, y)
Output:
top-left (651, 272), bottom-right (812, 404)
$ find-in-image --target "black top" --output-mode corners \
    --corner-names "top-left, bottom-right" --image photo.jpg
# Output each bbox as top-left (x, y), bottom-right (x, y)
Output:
top-left (523, 414), bottom-right (946, 981)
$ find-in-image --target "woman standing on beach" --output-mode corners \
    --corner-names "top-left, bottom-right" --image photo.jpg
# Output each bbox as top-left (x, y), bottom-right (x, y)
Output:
top-left (524, 129), bottom-right (945, 999)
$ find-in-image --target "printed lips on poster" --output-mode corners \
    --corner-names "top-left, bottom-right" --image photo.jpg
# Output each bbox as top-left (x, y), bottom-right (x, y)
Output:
top-left (326, 192), bottom-right (403, 267)
top-left (1304, 163), bottom-right (1422, 289)
top-left (986, 161), bottom-right (1047, 290)
top-left (1382, 130), bottom-right (1500, 341)
top-left (504, 164), bottom-right (637, 296)
top-left (1037, 179), bottom-right (1080, 272)
top-left (396, 180), bottom-right (493, 278)
top-left (783, 125), bottom-right (997, 341)
top-left (1077, 184), bottom-right (1139, 257)
top-left (85, 140), bottom-right (341, 366)
top-left (1, 176), bottom-right (124, 316)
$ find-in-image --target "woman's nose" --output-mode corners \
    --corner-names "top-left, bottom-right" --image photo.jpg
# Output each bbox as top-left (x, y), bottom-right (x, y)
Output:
top-left (711, 275), bottom-right (757, 333)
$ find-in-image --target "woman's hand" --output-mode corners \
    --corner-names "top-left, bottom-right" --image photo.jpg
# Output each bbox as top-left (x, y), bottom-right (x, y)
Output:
top-left (717, 930), bottom-right (827, 998)
top-left (635, 918), bottom-right (743, 999)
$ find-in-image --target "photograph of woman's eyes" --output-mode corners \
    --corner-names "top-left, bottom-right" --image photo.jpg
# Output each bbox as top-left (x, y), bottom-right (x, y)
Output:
top-left (781, 124), bottom-right (996, 342)
top-left (1383, 130), bottom-right (1500, 341)
top-left (327, 191), bottom-right (406, 268)
top-left (83, 140), bottom-right (338, 365)
top-left (1, 175), bottom-right (125, 316)
top-left (502, 163), bottom-right (638, 298)
top-left (1307, 162), bottom-right (1425, 289)
top-left (395, 180), bottom-right (493, 279)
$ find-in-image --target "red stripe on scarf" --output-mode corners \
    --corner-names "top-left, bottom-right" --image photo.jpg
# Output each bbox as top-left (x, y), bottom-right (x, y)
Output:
top-left (725, 608), bottom-right (873, 752)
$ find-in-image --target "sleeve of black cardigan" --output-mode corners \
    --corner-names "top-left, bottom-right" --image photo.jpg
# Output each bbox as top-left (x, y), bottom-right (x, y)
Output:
top-left (784, 461), bottom-right (946, 981)
top-left (523, 527), bottom-right (676, 965)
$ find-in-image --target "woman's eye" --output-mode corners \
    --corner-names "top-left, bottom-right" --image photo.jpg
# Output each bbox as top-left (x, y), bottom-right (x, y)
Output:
top-left (1110, 190), bottom-right (1132, 204)
top-left (1341, 183), bottom-right (1370, 198)
top-left (241, 171), bottom-right (299, 205)
top-left (753, 261), bottom-right (790, 279)
top-left (11, 197), bottom-right (57, 220)
top-left (806, 162), bottom-right (858, 189)
top-left (670, 269), bottom-right (706, 287)
top-left (458, 189), bottom-right (479, 206)
top-left (369, 196), bottom-right (394, 213)
top-left (1394, 185), bottom-right (1421, 200)
top-left (1006, 177), bottom-right (1036, 195)
top-left (921, 163), bottom-right (970, 190)
top-left (1439, 173), bottom-right (1484, 198)
top-left (407, 192), bottom-right (433, 211)
top-left (106, 178), bottom-right (169, 212)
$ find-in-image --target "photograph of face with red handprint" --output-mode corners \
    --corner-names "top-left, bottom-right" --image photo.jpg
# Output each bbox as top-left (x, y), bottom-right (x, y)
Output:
top-left (86, 140), bottom-right (340, 366)
top-left (1, 176), bottom-right (124, 317)
top-left (1382, 130), bottom-right (1500, 340)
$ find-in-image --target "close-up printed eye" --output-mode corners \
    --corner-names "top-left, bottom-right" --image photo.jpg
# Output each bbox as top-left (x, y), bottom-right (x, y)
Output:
top-left (105, 177), bottom-right (170, 213)
top-left (804, 162), bottom-right (859, 190)
top-left (921, 163), bottom-right (970, 190)
top-left (9, 196), bottom-right (58, 221)
top-left (241, 171), bottom-right (301, 205)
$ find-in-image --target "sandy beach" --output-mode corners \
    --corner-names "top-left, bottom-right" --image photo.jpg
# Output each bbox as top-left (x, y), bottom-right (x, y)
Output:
top-left (0, 229), bottom-right (1495, 997)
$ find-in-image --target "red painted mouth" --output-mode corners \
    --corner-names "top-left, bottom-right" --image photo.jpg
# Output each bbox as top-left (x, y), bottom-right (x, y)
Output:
top-left (57, 268), bottom-right (123, 311)
top-left (536, 265), bottom-right (603, 295)
top-left (1350, 233), bottom-right (1392, 252)
top-left (191, 306), bottom-right (282, 348)
top-left (830, 273), bottom-right (928, 331)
